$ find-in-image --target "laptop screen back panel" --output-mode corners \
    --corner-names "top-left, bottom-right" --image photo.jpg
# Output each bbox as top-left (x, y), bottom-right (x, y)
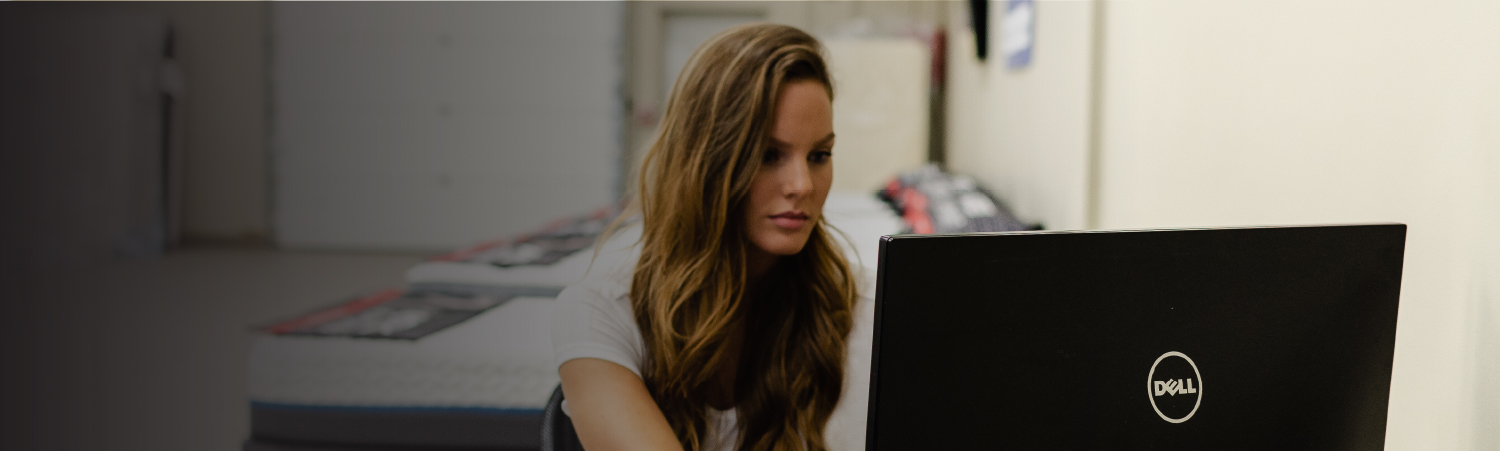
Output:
top-left (866, 225), bottom-right (1404, 450)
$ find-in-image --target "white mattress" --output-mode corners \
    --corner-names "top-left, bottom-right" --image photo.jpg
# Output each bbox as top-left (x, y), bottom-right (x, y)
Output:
top-left (404, 191), bottom-right (905, 289)
top-left (248, 296), bottom-right (559, 409)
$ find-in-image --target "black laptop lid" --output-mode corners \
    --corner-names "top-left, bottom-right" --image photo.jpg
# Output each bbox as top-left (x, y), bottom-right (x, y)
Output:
top-left (865, 224), bottom-right (1405, 450)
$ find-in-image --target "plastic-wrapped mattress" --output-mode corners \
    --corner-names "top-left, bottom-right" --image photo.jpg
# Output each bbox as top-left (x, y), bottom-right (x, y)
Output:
top-left (247, 294), bottom-right (558, 449)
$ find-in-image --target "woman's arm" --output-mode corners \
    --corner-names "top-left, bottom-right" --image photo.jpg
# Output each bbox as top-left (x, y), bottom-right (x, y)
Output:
top-left (559, 358), bottom-right (685, 451)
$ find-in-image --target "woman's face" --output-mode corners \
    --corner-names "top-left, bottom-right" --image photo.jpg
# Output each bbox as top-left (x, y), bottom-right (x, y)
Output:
top-left (742, 79), bottom-right (835, 258)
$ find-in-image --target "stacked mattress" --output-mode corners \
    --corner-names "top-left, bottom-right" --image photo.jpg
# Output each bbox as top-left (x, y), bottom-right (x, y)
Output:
top-left (245, 191), bottom-right (907, 450)
top-left (404, 192), bottom-right (902, 291)
top-left (405, 203), bottom-right (630, 294)
top-left (249, 293), bottom-right (560, 449)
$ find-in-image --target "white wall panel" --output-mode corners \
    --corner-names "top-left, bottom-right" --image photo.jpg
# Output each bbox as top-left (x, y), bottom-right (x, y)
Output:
top-left (824, 38), bottom-right (931, 193)
top-left (272, 3), bottom-right (623, 251)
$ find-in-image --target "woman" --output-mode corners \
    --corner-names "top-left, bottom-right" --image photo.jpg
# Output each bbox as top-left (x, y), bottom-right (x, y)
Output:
top-left (552, 23), bottom-right (871, 451)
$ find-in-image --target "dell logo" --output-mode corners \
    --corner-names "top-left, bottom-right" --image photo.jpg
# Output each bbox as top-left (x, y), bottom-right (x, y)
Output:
top-left (1153, 378), bottom-right (1197, 396)
top-left (1147, 351), bottom-right (1202, 423)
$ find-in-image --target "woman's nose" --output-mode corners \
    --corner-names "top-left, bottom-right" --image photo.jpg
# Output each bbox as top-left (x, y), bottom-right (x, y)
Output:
top-left (781, 159), bottom-right (812, 197)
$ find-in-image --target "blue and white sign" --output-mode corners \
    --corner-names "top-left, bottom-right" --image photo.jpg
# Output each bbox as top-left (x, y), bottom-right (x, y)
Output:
top-left (1002, 0), bottom-right (1035, 69)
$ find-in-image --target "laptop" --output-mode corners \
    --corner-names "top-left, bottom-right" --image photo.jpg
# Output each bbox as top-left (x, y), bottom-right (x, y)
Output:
top-left (865, 224), bottom-right (1405, 450)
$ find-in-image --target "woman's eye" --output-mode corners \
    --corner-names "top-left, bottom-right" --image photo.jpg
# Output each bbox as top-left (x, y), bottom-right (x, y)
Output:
top-left (809, 150), bottom-right (833, 164)
top-left (762, 149), bottom-right (782, 164)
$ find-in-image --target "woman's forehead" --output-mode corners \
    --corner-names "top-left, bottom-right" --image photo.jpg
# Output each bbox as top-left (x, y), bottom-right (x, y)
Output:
top-left (771, 81), bottom-right (833, 145)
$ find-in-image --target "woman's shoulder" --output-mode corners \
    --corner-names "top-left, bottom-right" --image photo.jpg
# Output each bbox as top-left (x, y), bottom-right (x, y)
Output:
top-left (552, 223), bottom-right (646, 375)
top-left (568, 222), bottom-right (643, 300)
top-left (555, 225), bottom-right (639, 328)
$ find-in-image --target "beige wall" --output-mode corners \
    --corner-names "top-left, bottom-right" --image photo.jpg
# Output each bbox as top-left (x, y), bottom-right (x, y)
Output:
top-left (947, 0), bottom-right (1500, 447)
top-left (1096, 2), bottom-right (1500, 449)
top-left (945, 0), bottom-right (1096, 230)
top-left (1480, 134), bottom-right (1500, 451)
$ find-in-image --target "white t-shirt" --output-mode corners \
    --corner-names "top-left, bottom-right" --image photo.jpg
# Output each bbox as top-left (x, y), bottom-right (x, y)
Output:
top-left (551, 227), bottom-right (875, 451)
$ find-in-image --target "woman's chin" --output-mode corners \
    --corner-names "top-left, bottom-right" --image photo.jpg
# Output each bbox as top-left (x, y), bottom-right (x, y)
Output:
top-left (752, 236), bottom-right (810, 257)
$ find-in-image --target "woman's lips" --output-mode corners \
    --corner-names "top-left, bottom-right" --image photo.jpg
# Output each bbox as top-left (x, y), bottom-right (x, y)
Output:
top-left (769, 211), bottom-right (809, 230)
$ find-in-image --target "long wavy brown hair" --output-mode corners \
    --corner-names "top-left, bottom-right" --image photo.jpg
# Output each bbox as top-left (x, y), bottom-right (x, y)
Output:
top-left (629, 23), bottom-right (856, 451)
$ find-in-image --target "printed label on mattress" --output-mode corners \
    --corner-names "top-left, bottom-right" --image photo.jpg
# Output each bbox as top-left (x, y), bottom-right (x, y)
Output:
top-left (260, 289), bottom-right (509, 340)
top-left (428, 202), bottom-right (629, 266)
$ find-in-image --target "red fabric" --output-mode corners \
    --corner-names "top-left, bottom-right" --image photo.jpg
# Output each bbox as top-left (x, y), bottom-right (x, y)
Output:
top-left (262, 288), bottom-right (403, 334)
top-left (898, 187), bottom-right (934, 234)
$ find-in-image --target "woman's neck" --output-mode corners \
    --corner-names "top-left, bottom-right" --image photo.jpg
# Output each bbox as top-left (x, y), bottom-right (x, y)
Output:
top-left (746, 246), bottom-right (779, 284)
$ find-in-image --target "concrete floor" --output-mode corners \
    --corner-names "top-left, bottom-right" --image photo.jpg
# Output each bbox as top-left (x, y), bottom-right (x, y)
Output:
top-left (5, 248), bottom-right (426, 451)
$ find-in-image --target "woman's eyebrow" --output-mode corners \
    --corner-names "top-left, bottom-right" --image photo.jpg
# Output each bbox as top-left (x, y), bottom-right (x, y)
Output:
top-left (769, 133), bottom-right (836, 149)
top-left (816, 133), bottom-right (836, 147)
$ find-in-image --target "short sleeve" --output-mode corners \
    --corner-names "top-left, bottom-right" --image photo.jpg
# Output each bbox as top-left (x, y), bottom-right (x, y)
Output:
top-left (551, 283), bottom-right (645, 377)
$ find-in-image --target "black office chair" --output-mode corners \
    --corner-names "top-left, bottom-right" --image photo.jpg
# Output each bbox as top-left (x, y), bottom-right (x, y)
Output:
top-left (540, 385), bottom-right (585, 451)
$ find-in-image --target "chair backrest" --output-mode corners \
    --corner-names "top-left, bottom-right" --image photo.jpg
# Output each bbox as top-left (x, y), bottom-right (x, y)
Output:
top-left (540, 385), bottom-right (585, 451)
